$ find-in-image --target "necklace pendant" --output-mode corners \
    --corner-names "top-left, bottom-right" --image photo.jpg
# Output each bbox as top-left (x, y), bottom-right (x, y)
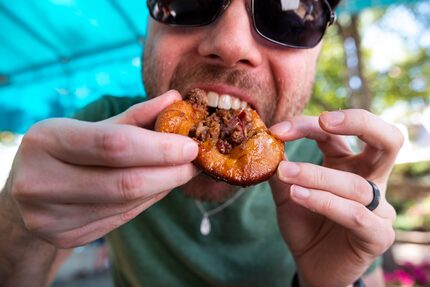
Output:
top-left (200, 215), bottom-right (211, 236)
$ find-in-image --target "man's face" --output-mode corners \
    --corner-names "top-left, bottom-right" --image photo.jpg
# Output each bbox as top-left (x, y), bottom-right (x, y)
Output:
top-left (142, 0), bottom-right (323, 201)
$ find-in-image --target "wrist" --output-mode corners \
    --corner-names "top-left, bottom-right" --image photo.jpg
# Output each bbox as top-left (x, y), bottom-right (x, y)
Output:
top-left (1, 183), bottom-right (59, 287)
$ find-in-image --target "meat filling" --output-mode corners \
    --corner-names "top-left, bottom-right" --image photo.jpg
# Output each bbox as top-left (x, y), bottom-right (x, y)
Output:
top-left (187, 89), bottom-right (254, 154)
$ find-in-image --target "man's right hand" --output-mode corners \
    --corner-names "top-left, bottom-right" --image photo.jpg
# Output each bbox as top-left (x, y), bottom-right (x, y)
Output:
top-left (5, 90), bottom-right (199, 248)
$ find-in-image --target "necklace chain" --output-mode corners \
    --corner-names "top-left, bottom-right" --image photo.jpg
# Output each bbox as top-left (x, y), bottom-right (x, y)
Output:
top-left (194, 188), bottom-right (246, 236)
top-left (194, 188), bottom-right (245, 217)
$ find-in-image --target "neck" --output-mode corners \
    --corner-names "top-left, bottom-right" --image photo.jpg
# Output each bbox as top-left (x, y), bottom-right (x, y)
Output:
top-left (181, 174), bottom-right (242, 202)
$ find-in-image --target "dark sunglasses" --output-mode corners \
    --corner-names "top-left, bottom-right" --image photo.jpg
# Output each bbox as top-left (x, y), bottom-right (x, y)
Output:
top-left (147, 0), bottom-right (336, 49)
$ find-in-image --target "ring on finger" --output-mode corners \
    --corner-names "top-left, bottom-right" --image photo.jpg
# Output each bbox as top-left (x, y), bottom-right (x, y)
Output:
top-left (365, 180), bottom-right (381, 211)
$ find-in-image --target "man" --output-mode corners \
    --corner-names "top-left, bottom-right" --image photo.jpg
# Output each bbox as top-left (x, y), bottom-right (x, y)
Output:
top-left (0, 0), bottom-right (403, 286)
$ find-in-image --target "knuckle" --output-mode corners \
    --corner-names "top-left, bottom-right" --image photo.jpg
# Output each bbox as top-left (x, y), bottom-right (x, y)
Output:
top-left (22, 215), bottom-right (40, 233)
top-left (119, 171), bottom-right (143, 201)
top-left (123, 107), bottom-right (138, 124)
top-left (312, 168), bottom-right (325, 187)
top-left (119, 209), bottom-right (140, 223)
top-left (319, 198), bottom-right (335, 214)
top-left (22, 120), bottom-right (53, 148)
top-left (10, 176), bottom-right (32, 201)
top-left (374, 226), bottom-right (395, 254)
top-left (20, 132), bottom-right (38, 149)
top-left (392, 125), bottom-right (405, 151)
top-left (352, 179), bottom-right (371, 205)
top-left (356, 109), bottom-right (371, 127)
top-left (159, 140), bottom-right (177, 163)
top-left (353, 205), bottom-right (371, 229)
top-left (98, 130), bottom-right (128, 164)
top-left (49, 234), bottom-right (76, 249)
top-left (20, 132), bottom-right (43, 155)
top-left (388, 204), bottom-right (397, 223)
top-left (384, 227), bottom-right (396, 250)
top-left (22, 213), bottom-right (50, 234)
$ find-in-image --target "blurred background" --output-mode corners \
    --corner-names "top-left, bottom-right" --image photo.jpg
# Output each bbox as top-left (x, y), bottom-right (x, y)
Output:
top-left (0, 0), bottom-right (429, 286)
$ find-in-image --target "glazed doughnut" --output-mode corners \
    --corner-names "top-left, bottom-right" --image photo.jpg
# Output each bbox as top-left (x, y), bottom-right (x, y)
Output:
top-left (155, 89), bottom-right (284, 186)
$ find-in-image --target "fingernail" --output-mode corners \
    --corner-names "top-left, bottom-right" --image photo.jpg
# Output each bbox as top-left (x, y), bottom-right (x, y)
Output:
top-left (183, 142), bottom-right (198, 161)
top-left (279, 161), bottom-right (300, 178)
top-left (292, 185), bottom-right (310, 199)
top-left (162, 90), bottom-right (182, 103)
top-left (321, 111), bottom-right (345, 127)
top-left (270, 121), bottom-right (291, 137)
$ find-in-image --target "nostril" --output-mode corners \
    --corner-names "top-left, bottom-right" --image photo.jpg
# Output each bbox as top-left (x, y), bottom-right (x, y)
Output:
top-left (208, 54), bottom-right (219, 60)
top-left (196, 0), bottom-right (263, 68)
top-left (204, 52), bottom-right (252, 67)
top-left (239, 59), bottom-right (252, 65)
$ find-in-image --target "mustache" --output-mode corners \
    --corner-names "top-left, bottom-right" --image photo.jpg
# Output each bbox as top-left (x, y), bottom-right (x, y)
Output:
top-left (169, 64), bottom-right (263, 92)
top-left (167, 63), bottom-right (278, 125)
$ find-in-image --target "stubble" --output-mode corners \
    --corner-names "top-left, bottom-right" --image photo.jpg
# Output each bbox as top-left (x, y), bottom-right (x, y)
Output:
top-left (142, 49), bottom-right (314, 202)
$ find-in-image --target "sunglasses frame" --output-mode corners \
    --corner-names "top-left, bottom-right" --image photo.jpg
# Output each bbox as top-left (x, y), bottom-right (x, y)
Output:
top-left (147, 0), bottom-right (336, 49)
top-left (251, 0), bottom-right (336, 48)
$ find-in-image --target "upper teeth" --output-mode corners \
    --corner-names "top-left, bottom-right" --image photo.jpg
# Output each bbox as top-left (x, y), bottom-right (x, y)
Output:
top-left (207, 91), bottom-right (248, 110)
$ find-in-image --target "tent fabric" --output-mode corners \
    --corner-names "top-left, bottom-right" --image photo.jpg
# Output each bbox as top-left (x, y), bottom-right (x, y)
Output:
top-left (337, 0), bottom-right (423, 14)
top-left (0, 0), bottom-right (148, 76)
top-left (0, 0), bottom-right (424, 133)
top-left (0, 0), bottom-right (148, 133)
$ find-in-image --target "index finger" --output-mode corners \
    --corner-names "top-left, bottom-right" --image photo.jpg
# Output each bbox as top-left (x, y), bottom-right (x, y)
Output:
top-left (106, 90), bottom-right (182, 128)
top-left (44, 119), bottom-right (198, 167)
top-left (270, 116), bottom-right (353, 158)
top-left (319, 110), bottom-right (404, 156)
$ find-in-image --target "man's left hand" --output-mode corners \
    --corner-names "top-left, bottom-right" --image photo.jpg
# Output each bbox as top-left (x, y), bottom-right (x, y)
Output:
top-left (269, 109), bottom-right (403, 287)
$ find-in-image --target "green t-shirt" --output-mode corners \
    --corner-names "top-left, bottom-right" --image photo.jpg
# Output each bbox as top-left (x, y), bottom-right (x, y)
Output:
top-left (75, 96), bottom-right (379, 287)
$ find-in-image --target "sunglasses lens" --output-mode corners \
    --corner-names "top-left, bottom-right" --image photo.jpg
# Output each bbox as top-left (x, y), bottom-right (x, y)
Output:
top-left (147, 0), bottom-right (223, 26)
top-left (254, 0), bottom-right (330, 48)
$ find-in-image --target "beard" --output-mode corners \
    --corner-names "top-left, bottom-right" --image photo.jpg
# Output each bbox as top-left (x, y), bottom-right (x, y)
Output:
top-left (142, 51), bottom-right (313, 202)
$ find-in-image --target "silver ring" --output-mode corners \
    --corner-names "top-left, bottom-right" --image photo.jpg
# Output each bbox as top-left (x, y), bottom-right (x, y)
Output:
top-left (365, 180), bottom-right (381, 211)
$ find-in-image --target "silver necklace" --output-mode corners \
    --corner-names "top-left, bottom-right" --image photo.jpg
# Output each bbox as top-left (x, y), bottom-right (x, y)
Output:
top-left (194, 188), bottom-right (246, 236)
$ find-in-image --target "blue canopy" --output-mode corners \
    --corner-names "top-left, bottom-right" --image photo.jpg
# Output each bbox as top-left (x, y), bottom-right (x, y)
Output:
top-left (0, 0), bottom-right (424, 133)
top-left (337, 0), bottom-right (423, 13)
top-left (0, 0), bottom-right (149, 133)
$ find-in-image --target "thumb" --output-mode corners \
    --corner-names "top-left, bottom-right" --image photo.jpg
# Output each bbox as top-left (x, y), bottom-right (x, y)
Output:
top-left (106, 90), bottom-right (182, 127)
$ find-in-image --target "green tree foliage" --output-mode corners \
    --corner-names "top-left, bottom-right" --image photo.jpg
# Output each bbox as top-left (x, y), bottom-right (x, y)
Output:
top-left (307, 3), bottom-right (430, 115)
top-left (371, 49), bottom-right (430, 113)
top-left (307, 26), bottom-right (348, 115)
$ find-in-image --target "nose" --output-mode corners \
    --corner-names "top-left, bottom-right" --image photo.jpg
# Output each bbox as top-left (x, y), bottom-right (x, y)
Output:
top-left (197, 1), bottom-right (263, 68)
